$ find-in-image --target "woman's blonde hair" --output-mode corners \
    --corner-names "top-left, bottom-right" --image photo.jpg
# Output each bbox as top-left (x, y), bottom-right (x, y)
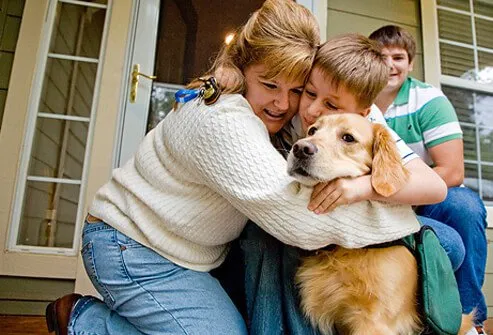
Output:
top-left (189, 0), bottom-right (320, 94)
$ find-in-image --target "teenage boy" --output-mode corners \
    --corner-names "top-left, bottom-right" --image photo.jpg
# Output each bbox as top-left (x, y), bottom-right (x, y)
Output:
top-left (235, 33), bottom-right (464, 334)
top-left (369, 25), bottom-right (488, 335)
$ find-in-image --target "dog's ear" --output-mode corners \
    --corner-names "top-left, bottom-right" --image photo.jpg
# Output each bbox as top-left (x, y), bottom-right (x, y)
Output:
top-left (371, 123), bottom-right (410, 197)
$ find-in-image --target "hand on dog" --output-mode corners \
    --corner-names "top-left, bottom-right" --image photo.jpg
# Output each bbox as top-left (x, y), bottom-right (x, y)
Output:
top-left (308, 175), bottom-right (373, 214)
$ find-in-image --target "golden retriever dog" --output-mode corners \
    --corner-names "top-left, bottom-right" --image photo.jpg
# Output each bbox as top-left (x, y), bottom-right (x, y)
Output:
top-left (287, 114), bottom-right (472, 335)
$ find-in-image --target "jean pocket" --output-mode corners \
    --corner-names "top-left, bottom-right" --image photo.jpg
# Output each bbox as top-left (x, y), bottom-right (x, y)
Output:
top-left (81, 240), bottom-right (116, 307)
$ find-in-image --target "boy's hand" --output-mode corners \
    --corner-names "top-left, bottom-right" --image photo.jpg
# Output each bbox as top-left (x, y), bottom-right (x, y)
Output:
top-left (308, 175), bottom-right (373, 214)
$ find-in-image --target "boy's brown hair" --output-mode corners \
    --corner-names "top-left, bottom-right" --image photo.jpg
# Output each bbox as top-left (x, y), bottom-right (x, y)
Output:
top-left (314, 33), bottom-right (389, 108)
top-left (369, 25), bottom-right (416, 62)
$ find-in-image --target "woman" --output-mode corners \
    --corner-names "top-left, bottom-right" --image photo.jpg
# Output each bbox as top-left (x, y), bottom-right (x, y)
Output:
top-left (46, 1), bottom-right (444, 334)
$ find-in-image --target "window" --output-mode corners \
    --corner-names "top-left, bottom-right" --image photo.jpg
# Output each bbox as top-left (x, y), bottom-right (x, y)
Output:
top-left (8, 0), bottom-right (110, 254)
top-left (437, 0), bottom-right (493, 205)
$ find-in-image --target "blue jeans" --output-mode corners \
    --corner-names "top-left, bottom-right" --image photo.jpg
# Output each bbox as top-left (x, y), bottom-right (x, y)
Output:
top-left (220, 213), bottom-right (467, 335)
top-left (70, 220), bottom-right (247, 335)
top-left (416, 186), bottom-right (488, 325)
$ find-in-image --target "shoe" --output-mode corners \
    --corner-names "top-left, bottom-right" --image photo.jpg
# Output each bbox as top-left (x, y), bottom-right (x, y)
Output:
top-left (465, 326), bottom-right (487, 335)
top-left (45, 293), bottom-right (82, 335)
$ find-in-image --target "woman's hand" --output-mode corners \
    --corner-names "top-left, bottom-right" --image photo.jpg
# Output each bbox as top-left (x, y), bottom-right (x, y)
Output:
top-left (308, 175), bottom-right (373, 214)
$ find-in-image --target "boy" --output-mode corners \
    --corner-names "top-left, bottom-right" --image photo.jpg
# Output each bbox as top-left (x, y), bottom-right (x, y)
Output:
top-left (369, 25), bottom-right (488, 335)
top-left (238, 34), bottom-right (463, 334)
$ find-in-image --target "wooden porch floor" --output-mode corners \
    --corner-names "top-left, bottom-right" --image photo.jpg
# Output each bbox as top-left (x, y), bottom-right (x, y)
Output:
top-left (1, 315), bottom-right (492, 334)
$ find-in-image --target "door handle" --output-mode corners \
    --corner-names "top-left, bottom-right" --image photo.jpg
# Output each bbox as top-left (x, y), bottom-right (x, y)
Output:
top-left (130, 64), bottom-right (157, 103)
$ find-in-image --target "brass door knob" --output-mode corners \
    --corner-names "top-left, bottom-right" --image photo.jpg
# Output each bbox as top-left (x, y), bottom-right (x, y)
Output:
top-left (130, 64), bottom-right (156, 103)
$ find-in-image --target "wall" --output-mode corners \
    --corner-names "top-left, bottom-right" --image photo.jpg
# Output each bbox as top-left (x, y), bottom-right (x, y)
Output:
top-left (325, 0), bottom-right (423, 81)
top-left (0, 0), bottom-right (25, 130)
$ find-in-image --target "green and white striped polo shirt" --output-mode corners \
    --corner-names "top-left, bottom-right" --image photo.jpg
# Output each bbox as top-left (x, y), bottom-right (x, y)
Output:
top-left (384, 77), bottom-right (463, 166)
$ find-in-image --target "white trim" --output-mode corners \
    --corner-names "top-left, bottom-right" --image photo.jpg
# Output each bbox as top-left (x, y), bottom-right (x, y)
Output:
top-left (73, 0), bottom-right (114, 255)
top-left (9, 245), bottom-right (76, 256)
top-left (437, 4), bottom-right (493, 22)
top-left (7, 0), bottom-right (59, 253)
top-left (439, 38), bottom-right (493, 54)
top-left (420, 0), bottom-right (441, 87)
top-left (464, 160), bottom-right (493, 167)
top-left (47, 53), bottom-right (99, 63)
top-left (441, 75), bottom-right (493, 94)
top-left (38, 112), bottom-right (91, 122)
top-left (112, 0), bottom-right (140, 168)
top-left (59, 0), bottom-right (107, 9)
top-left (26, 176), bottom-right (82, 184)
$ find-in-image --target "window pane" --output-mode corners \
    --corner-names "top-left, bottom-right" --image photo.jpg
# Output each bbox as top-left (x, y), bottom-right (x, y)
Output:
top-left (39, 58), bottom-right (97, 117)
top-left (475, 92), bottom-right (493, 128)
top-left (482, 165), bottom-right (493, 202)
top-left (438, 0), bottom-right (470, 11)
top-left (475, 17), bottom-right (493, 50)
top-left (474, 0), bottom-right (493, 17)
top-left (50, 2), bottom-right (106, 59)
top-left (462, 126), bottom-right (478, 161)
top-left (480, 127), bottom-right (493, 162)
top-left (438, 10), bottom-right (472, 45)
top-left (477, 51), bottom-right (493, 85)
top-left (28, 118), bottom-right (88, 180)
top-left (17, 181), bottom-right (79, 248)
top-left (147, 83), bottom-right (180, 133)
top-left (464, 163), bottom-right (480, 192)
top-left (440, 43), bottom-right (475, 78)
top-left (442, 85), bottom-right (474, 123)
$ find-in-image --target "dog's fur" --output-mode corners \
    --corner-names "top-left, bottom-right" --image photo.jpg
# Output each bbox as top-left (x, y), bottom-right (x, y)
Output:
top-left (287, 114), bottom-right (472, 335)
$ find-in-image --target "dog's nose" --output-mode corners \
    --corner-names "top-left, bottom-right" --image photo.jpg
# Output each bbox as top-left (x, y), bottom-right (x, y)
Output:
top-left (292, 141), bottom-right (318, 159)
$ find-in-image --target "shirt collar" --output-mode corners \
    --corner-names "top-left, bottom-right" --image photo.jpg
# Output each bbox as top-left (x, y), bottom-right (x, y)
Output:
top-left (393, 77), bottom-right (412, 106)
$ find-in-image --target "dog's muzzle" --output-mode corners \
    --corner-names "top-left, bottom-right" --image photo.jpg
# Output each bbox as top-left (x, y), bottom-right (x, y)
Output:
top-left (292, 140), bottom-right (318, 159)
top-left (287, 140), bottom-right (318, 178)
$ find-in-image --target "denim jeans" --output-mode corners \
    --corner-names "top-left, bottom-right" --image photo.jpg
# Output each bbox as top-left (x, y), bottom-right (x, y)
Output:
top-left (70, 220), bottom-right (247, 335)
top-left (218, 211), bottom-right (468, 335)
top-left (416, 186), bottom-right (488, 325)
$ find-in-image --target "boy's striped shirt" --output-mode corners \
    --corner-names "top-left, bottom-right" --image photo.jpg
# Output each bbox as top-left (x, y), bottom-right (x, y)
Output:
top-left (383, 77), bottom-right (462, 165)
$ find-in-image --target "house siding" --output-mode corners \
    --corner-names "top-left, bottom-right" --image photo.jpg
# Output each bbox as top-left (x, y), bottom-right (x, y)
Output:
top-left (325, 0), bottom-right (424, 81)
top-left (0, 0), bottom-right (25, 130)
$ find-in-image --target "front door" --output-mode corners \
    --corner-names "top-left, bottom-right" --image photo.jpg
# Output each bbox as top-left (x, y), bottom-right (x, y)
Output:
top-left (117, 0), bottom-right (266, 166)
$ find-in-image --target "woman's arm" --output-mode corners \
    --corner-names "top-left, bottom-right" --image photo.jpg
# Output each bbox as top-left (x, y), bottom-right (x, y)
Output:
top-left (308, 157), bottom-right (447, 213)
top-left (165, 96), bottom-right (419, 250)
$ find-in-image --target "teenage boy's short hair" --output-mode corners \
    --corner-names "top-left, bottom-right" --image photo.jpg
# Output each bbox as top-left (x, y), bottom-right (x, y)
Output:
top-left (314, 33), bottom-right (389, 108)
top-left (369, 25), bottom-right (416, 62)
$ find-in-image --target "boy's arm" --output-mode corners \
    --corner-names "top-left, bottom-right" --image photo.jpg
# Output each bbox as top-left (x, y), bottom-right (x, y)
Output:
top-left (418, 96), bottom-right (464, 187)
top-left (427, 139), bottom-right (464, 187)
top-left (308, 157), bottom-right (447, 213)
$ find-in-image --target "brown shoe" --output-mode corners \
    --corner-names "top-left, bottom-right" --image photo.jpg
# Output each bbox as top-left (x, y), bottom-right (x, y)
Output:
top-left (45, 293), bottom-right (82, 335)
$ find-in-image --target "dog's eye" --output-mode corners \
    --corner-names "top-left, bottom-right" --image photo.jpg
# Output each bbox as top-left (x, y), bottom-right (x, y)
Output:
top-left (307, 127), bottom-right (317, 136)
top-left (342, 133), bottom-right (355, 143)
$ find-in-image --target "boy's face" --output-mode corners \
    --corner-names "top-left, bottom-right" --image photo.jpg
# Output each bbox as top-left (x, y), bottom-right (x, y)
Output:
top-left (381, 46), bottom-right (414, 92)
top-left (298, 66), bottom-right (370, 133)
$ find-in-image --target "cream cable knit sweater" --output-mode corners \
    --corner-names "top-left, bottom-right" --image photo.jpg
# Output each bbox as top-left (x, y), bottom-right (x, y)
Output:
top-left (90, 94), bottom-right (420, 272)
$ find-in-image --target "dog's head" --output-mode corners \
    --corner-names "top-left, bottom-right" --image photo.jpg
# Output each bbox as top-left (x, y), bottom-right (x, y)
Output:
top-left (287, 114), bottom-right (410, 197)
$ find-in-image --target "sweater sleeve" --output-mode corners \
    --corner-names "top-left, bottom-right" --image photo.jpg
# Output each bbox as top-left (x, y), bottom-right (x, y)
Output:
top-left (164, 95), bottom-right (419, 249)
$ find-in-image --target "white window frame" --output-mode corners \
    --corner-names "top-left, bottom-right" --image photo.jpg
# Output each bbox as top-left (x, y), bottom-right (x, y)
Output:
top-left (6, 0), bottom-right (112, 255)
top-left (421, 0), bottom-right (493, 227)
